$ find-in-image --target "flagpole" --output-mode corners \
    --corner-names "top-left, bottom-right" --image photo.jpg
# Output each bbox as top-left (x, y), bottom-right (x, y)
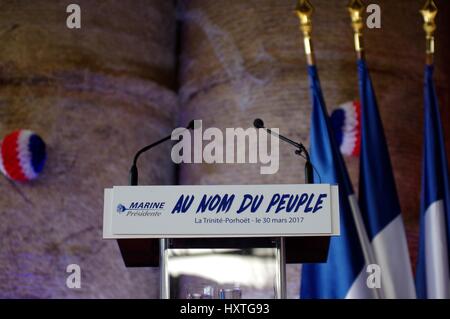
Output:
top-left (420, 0), bottom-right (437, 66)
top-left (346, 0), bottom-right (383, 299)
top-left (418, 0), bottom-right (450, 299)
top-left (295, 0), bottom-right (315, 66)
top-left (347, 0), bottom-right (365, 61)
top-left (296, 0), bottom-right (382, 298)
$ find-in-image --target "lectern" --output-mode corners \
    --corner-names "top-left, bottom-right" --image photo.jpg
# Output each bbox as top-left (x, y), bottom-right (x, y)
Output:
top-left (103, 184), bottom-right (340, 299)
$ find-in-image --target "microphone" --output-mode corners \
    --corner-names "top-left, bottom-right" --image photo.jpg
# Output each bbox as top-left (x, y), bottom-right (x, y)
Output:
top-left (186, 120), bottom-right (195, 130)
top-left (253, 118), bottom-right (264, 129)
top-left (129, 120), bottom-right (196, 185)
top-left (253, 119), bottom-right (306, 154)
top-left (253, 118), bottom-right (314, 183)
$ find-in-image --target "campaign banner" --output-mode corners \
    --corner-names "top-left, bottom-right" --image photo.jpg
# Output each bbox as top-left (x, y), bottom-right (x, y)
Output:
top-left (103, 184), bottom-right (340, 238)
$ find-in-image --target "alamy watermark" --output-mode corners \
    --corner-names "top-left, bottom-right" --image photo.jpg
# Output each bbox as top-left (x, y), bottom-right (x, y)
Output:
top-left (170, 120), bottom-right (280, 175)
top-left (64, 3), bottom-right (381, 30)
top-left (66, 264), bottom-right (81, 289)
top-left (366, 4), bottom-right (381, 29)
top-left (366, 263), bottom-right (381, 289)
top-left (66, 4), bottom-right (81, 29)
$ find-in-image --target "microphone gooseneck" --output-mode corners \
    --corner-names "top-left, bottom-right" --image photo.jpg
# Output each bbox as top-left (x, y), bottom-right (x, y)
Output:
top-left (253, 118), bottom-right (314, 183)
top-left (130, 121), bottom-right (196, 186)
top-left (187, 120), bottom-right (195, 130)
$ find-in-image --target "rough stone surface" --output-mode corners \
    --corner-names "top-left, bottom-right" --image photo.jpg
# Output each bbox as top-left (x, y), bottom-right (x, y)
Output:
top-left (0, 1), bottom-right (176, 298)
top-left (0, 0), bottom-right (176, 88)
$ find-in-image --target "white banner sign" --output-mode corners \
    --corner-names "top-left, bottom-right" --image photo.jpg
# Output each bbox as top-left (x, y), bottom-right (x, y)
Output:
top-left (103, 184), bottom-right (340, 238)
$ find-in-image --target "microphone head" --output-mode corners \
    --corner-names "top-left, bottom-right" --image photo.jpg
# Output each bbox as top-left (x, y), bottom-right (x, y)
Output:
top-left (253, 118), bottom-right (265, 129)
top-left (187, 120), bottom-right (202, 130)
top-left (187, 120), bottom-right (196, 130)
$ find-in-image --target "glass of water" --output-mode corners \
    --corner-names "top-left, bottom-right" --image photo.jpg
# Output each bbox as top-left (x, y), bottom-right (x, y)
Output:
top-left (186, 284), bottom-right (216, 299)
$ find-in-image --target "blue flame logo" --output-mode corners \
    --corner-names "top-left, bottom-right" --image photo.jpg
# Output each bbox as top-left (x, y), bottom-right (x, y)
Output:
top-left (116, 204), bottom-right (127, 213)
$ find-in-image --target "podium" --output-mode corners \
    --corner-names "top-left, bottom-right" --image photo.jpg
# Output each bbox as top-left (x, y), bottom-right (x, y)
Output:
top-left (103, 184), bottom-right (340, 299)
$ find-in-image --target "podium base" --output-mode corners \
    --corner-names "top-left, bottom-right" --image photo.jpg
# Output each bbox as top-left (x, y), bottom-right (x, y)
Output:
top-left (117, 237), bottom-right (330, 267)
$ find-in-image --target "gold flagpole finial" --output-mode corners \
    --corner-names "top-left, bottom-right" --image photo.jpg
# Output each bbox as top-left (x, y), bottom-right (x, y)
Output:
top-left (420, 0), bottom-right (437, 65)
top-left (295, 0), bottom-right (315, 65)
top-left (347, 0), bottom-right (365, 59)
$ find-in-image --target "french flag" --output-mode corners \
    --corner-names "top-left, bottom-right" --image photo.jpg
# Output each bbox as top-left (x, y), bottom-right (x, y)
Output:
top-left (416, 65), bottom-right (450, 299)
top-left (357, 59), bottom-right (416, 298)
top-left (301, 65), bottom-right (374, 299)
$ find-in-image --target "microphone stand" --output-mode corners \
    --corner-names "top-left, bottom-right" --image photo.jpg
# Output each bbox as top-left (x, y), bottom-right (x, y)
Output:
top-left (129, 135), bottom-right (171, 186)
top-left (254, 119), bottom-right (314, 299)
top-left (128, 121), bottom-right (194, 299)
top-left (260, 125), bottom-right (314, 184)
top-left (295, 148), bottom-right (314, 184)
top-left (129, 121), bottom-right (194, 186)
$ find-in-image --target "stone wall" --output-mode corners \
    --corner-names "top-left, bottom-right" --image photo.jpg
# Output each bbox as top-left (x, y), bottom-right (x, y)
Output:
top-left (0, 0), bottom-right (177, 298)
